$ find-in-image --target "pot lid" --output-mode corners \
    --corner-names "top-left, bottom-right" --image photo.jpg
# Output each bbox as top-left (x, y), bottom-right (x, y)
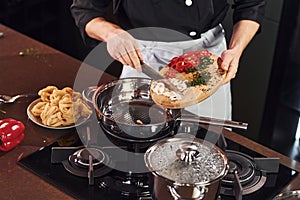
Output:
top-left (144, 135), bottom-right (228, 186)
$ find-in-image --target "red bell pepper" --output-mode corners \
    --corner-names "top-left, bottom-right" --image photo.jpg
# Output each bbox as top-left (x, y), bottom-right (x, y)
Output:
top-left (0, 118), bottom-right (25, 151)
top-left (167, 56), bottom-right (194, 73)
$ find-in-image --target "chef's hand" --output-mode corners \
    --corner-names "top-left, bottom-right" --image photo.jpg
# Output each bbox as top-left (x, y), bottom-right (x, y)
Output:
top-left (219, 48), bottom-right (242, 84)
top-left (106, 29), bottom-right (143, 72)
top-left (85, 18), bottom-right (143, 72)
top-left (219, 20), bottom-right (260, 83)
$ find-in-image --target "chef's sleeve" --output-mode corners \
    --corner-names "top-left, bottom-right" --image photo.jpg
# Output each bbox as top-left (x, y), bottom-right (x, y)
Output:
top-left (70, 0), bottom-right (111, 47)
top-left (232, 0), bottom-right (266, 27)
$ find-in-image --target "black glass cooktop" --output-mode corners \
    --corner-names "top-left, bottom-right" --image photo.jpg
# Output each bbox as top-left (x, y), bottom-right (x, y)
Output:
top-left (17, 124), bottom-right (298, 200)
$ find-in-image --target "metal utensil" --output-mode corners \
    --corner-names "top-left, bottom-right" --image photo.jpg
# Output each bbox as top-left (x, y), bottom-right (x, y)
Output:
top-left (140, 61), bottom-right (165, 80)
top-left (0, 93), bottom-right (37, 103)
top-left (273, 190), bottom-right (300, 199)
top-left (140, 61), bottom-right (182, 94)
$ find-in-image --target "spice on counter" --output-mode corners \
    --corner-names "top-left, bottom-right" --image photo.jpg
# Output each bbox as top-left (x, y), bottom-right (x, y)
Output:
top-left (0, 118), bottom-right (25, 151)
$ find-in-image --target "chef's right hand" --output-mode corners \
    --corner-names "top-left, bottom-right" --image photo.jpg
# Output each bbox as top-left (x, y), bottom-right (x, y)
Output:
top-left (106, 29), bottom-right (143, 72)
top-left (85, 18), bottom-right (143, 72)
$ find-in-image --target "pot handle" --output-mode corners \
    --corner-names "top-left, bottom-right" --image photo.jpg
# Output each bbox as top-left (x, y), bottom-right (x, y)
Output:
top-left (82, 86), bottom-right (97, 104)
top-left (167, 185), bottom-right (207, 200)
top-left (178, 115), bottom-right (248, 130)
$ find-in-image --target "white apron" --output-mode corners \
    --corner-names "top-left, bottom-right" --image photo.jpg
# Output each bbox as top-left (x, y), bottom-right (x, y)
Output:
top-left (120, 24), bottom-right (232, 120)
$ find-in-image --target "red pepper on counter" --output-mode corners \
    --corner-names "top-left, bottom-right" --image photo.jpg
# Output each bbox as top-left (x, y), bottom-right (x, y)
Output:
top-left (0, 118), bottom-right (25, 151)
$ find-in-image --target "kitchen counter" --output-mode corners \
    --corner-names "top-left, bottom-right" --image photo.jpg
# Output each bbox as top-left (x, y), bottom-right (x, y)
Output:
top-left (0, 24), bottom-right (299, 199)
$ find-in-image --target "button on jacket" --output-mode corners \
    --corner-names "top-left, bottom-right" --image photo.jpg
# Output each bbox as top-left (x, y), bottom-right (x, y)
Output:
top-left (71, 0), bottom-right (266, 46)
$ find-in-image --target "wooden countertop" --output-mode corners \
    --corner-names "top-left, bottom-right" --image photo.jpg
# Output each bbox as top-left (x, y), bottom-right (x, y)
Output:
top-left (0, 24), bottom-right (299, 200)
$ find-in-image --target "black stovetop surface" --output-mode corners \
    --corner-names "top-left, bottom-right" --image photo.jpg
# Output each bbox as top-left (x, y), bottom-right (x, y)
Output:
top-left (17, 124), bottom-right (298, 200)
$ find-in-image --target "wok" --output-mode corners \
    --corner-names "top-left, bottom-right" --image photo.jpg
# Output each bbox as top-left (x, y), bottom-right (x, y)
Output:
top-left (83, 78), bottom-right (247, 143)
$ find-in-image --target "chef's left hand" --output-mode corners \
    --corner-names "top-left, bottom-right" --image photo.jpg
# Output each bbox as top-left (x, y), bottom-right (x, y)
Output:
top-left (219, 48), bottom-right (242, 83)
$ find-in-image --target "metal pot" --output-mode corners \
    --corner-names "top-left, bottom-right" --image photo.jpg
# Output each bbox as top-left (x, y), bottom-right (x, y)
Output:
top-left (144, 134), bottom-right (229, 200)
top-left (83, 78), bottom-right (247, 150)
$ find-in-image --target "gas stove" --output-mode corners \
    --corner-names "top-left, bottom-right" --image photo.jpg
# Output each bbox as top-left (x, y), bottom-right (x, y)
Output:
top-left (17, 122), bottom-right (298, 200)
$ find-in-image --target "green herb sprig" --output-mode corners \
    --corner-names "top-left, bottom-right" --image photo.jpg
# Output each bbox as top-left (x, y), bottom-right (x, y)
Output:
top-left (187, 72), bottom-right (211, 87)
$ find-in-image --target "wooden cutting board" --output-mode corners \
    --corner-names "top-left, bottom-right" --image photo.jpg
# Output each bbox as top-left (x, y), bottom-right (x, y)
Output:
top-left (150, 50), bottom-right (226, 109)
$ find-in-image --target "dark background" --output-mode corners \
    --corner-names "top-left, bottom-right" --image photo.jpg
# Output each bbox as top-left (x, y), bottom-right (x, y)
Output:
top-left (222, 0), bottom-right (300, 161)
top-left (1, 0), bottom-right (299, 160)
top-left (0, 0), bottom-right (90, 60)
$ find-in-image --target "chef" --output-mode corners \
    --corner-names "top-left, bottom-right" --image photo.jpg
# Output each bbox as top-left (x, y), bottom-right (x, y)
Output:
top-left (70, 0), bottom-right (266, 120)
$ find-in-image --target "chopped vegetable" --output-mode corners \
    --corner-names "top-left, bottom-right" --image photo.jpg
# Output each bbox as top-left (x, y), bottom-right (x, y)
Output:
top-left (187, 72), bottom-right (211, 87)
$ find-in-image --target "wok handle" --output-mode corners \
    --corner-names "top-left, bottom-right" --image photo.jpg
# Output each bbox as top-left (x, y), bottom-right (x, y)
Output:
top-left (82, 86), bottom-right (97, 104)
top-left (179, 115), bottom-right (248, 130)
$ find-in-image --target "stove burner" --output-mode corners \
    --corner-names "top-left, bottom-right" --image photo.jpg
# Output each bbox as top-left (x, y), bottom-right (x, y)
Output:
top-left (62, 147), bottom-right (113, 178)
top-left (223, 151), bottom-right (256, 185)
top-left (97, 171), bottom-right (152, 199)
top-left (220, 150), bottom-right (267, 196)
top-left (69, 148), bottom-right (105, 168)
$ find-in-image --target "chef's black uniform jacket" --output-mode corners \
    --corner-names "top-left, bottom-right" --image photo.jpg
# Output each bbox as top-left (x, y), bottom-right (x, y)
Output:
top-left (70, 0), bottom-right (266, 47)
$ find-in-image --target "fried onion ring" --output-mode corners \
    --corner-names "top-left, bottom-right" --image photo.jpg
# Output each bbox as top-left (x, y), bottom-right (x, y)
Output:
top-left (31, 86), bottom-right (92, 127)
